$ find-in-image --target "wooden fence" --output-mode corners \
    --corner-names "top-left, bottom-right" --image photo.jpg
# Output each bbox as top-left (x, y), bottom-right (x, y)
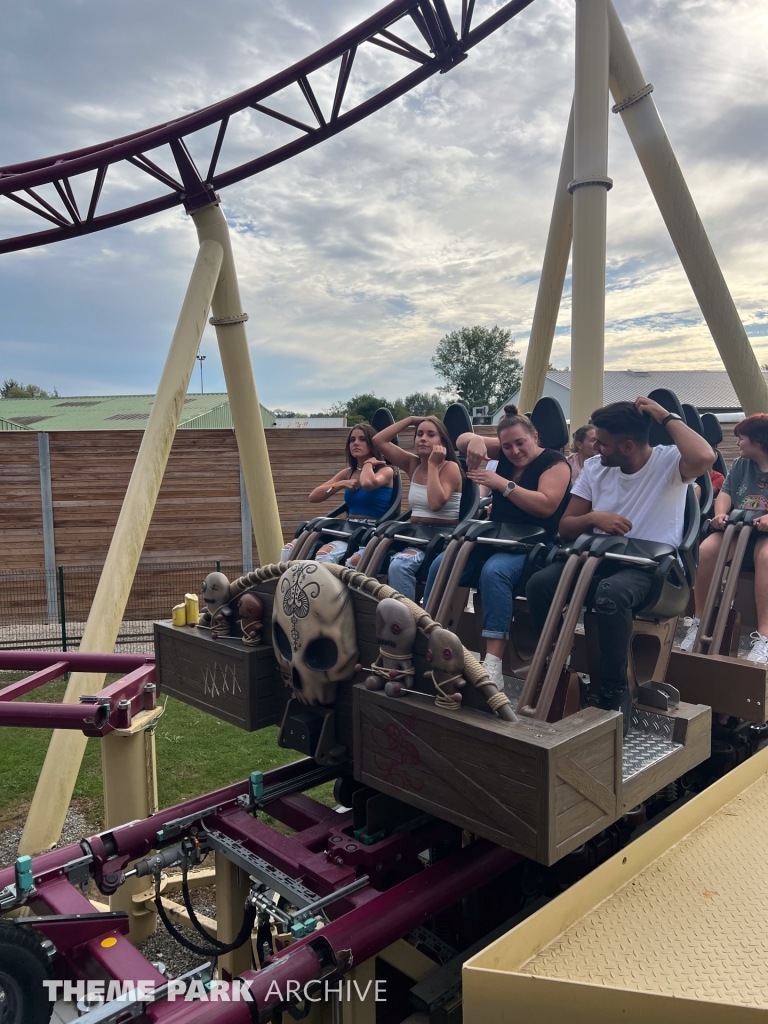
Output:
top-left (0, 424), bottom-right (741, 572)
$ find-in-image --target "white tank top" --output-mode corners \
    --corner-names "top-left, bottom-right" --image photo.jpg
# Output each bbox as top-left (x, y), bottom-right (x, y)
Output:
top-left (408, 480), bottom-right (461, 521)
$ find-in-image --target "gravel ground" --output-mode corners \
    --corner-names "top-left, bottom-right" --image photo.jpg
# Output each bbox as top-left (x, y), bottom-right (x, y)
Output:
top-left (0, 806), bottom-right (95, 870)
top-left (137, 882), bottom-right (220, 979)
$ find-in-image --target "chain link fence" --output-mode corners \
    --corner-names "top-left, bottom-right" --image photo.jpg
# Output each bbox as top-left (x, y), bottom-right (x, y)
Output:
top-left (0, 561), bottom-right (250, 653)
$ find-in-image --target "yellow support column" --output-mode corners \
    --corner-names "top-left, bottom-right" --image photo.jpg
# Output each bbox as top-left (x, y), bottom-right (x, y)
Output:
top-left (607, 1), bottom-right (768, 416)
top-left (215, 853), bottom-right (253, 980)
top-left (103, 711), bottom-right (161, 942)
top-left (20, 240), bottom-right (224, 857)
top-left (569, 0), bottom-right (611, 434)
top-left (191, 202), bottom-right (284, 565)
top-left (518, 104), bottom-right (574, 416)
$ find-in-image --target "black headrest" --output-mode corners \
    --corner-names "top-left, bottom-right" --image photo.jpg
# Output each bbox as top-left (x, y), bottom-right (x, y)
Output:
top-left (701, 412), bottom-right (723, 448)
top-left (443, 404), bottom-right (473, 448)
top-left (371, 407), bottom-right (394, 432)
top-left (371, 406), bottom-right (399, 448)
top-left (682, 403), bottom-right (704, 437)
top-left (530, 396), bottom-right (568, 450)
top-left (647, 388), bottom-right (686, 447)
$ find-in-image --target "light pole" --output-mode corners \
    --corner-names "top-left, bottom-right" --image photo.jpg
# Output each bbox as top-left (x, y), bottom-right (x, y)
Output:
top-left (196, 353), bottom-right (206, 393)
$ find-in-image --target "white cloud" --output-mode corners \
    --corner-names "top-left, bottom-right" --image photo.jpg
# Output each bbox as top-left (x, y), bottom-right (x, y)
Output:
top-left (0, 0), bottom-right (767, 406)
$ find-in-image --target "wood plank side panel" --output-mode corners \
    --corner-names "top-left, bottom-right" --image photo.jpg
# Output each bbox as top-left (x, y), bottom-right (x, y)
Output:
top-left (0, 428), bottom-right (412, 572)
top-left (551, 715), bottom-right (622, 862)
top-left (353, 687), bottom-right (543, 858)
top-left (0, 433), bottom-right (44, 568)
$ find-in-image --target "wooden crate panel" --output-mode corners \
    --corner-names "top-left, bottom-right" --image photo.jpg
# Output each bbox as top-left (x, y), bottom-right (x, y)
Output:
top-left (353, 685), bottom-right (623, 865)
top-left (154, 620), bottom-right (287, 731)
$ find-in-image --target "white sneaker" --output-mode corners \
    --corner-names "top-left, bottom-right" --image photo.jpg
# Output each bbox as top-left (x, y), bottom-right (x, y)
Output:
top-left (482, 656), bottom-right (504, 687)
top-left (679, 618), bottom-right (700, 652)
top-left (746, 632), bottom-right (768, 664)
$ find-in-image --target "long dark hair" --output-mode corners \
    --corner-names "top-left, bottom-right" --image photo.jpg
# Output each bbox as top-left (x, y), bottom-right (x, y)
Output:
top-left (345, 422), bottom-right (379, 470)
top-left (414, 416), bottom-right (463, 474)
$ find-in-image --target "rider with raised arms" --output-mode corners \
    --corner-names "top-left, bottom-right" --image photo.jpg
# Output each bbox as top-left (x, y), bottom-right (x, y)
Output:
top-left (525, 396), bottom-right (714, 733)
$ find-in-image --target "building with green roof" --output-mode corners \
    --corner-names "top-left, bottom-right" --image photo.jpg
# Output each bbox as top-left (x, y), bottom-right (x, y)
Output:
top-left (0, 394), bottom-right (275, 431)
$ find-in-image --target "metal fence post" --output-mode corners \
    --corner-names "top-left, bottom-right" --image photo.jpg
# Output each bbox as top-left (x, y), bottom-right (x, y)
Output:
top-left (57, 565), bottom-right (67, 652)
top-left (239, 462), bottom-right (253, 573)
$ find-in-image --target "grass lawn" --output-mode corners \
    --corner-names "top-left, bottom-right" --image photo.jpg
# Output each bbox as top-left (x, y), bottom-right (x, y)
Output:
top-left (0, 673), bottom-right (334, 830)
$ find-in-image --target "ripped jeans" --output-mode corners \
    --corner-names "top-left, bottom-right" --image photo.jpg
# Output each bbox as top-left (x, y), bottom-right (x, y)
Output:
top-left (387, 548), bottom-right (426, 601)
top-left (526, 561), bottom-right (652, 694)
top-left (281, 538), bottom-right (364, 567)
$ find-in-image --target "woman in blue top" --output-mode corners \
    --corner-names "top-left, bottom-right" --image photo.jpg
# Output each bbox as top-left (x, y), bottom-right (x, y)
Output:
top-left (281, 423), bottom-right (395, 566)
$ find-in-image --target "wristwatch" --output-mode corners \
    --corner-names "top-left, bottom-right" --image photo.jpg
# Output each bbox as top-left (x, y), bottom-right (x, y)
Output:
top-left (660, 413), bottom-right (683, 427)
top-left (503, 481), bottom-right (516, 498)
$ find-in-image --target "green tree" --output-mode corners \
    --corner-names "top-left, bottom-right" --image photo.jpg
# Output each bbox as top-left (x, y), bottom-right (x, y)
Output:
top-left (548, 363), bottom-right (569, 372)
top-left (402, 391), bottom-right (447, 418)
top-left (1, 379), bottom-right (58, 399)
top-left (431, 326), bottom-right (522, 411)
top-left (324, 393), bottom-right (390, 425)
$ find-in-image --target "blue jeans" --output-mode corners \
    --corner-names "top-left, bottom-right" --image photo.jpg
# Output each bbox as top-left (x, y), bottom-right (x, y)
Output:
top-left (424, 549), bottom-right (526, 639)
top-left (387, 549), bottom-right (426, 601)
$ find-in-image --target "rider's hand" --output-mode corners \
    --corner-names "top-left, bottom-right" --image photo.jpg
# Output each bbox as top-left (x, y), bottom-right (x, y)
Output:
top-left (710, 513), bottom-right (729, 531)
top-left (468, 468), bottom-right (505, 491)
top-left (428, 445), bottom-right (447, 467)
top-left (634, 396), bottom-right (669, 423)
top-left (364, 458), bottom-right (386, 470)
top-left (465, 436), bottom-right (488, 472)
top-left (755, 515), bottom-right (768, 532)
top-left (591, 511), bottom-right (633, 535)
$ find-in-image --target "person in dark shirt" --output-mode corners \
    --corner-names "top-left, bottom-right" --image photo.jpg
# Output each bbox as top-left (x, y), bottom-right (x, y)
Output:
top-left (682, 413), bottom-right (768, 661)
top-left (423, 404), bottom-right (571, 687)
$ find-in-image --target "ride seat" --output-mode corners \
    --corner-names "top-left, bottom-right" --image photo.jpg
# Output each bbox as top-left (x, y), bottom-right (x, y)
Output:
top-left (577, 484), bottom-right (701, 710)
top-left (370, 474), bottom-right (481, 582)
top-left (427, 396), bottom-right (570, 665)
top-left (701, 412), bottom-right (728, 480)
top-left (291, 407), bottom-right (404, 561)
top-left (682, 402), bottom-right (714, 517)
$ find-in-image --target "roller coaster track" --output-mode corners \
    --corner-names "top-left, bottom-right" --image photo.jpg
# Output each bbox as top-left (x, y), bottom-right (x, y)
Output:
top-left (0, 0), bottom-right (534, 254)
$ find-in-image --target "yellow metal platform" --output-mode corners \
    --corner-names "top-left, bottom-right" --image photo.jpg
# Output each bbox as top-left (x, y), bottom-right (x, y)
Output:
top-left (464, 745), bottom-right (768, 1023)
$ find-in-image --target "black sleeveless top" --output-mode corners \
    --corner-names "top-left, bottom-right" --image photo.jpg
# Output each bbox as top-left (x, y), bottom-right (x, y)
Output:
top-left (490, 448), bottom-right (570, 537)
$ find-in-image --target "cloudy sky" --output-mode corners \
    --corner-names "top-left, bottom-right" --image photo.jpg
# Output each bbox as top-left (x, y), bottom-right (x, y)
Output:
top-left (0, 0), bottom-right (766, 412)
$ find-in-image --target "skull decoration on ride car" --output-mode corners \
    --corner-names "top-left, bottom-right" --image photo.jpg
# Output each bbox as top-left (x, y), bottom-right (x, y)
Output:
top-left (272, 561), bottom-right (358, 705)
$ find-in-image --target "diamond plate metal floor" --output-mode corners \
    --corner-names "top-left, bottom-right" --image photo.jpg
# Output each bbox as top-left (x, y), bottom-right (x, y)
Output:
top-left (623, 708), bottom-right (680, 781)
top-left (504, 675), bottom-right (681, 782)
top-left (518, 770), bottom-right (768, 1009)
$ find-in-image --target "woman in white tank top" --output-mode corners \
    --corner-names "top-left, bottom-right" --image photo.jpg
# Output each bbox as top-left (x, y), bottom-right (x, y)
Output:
top-left (372, 415), bottom-right (463, 599)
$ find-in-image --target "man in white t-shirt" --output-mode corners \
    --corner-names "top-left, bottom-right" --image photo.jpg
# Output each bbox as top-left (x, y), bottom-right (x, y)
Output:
top-left (526, 397), bottom-right (714, 734)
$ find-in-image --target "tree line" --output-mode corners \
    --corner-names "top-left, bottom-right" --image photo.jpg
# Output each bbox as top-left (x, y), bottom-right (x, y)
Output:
top-left (282, 326), bottom-right (525, 425)
top-left (2, 325), bottom-right (533, 421)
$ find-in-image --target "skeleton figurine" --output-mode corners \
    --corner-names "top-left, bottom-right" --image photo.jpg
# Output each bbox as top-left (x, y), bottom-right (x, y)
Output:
top-left (200, 571), bottom-right (232, 637)
top-left (237, 592), bottom-right (264, 646)
top-left (358, 599), bottom-right (416, 698)
top-left (426, 627), bottom-right (467, 710)
top-left (272, 561), bottom-right (358, 705)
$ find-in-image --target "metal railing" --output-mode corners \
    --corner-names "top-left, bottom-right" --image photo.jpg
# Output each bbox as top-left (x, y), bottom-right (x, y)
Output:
top-left (0, 561), bottom-right (249, 653)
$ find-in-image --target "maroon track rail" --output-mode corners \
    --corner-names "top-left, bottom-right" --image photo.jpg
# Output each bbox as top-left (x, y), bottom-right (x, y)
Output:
top-left (0, 0), bottom-right (536, 253)
top-left (0, 650), bottom-right (156, 734)
top-left (0, 757), bottom-right (521, 1022)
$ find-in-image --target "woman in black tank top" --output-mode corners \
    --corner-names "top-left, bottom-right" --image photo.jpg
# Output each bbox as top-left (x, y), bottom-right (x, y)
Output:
top-left (424, 405), bottom-right (570, 689)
